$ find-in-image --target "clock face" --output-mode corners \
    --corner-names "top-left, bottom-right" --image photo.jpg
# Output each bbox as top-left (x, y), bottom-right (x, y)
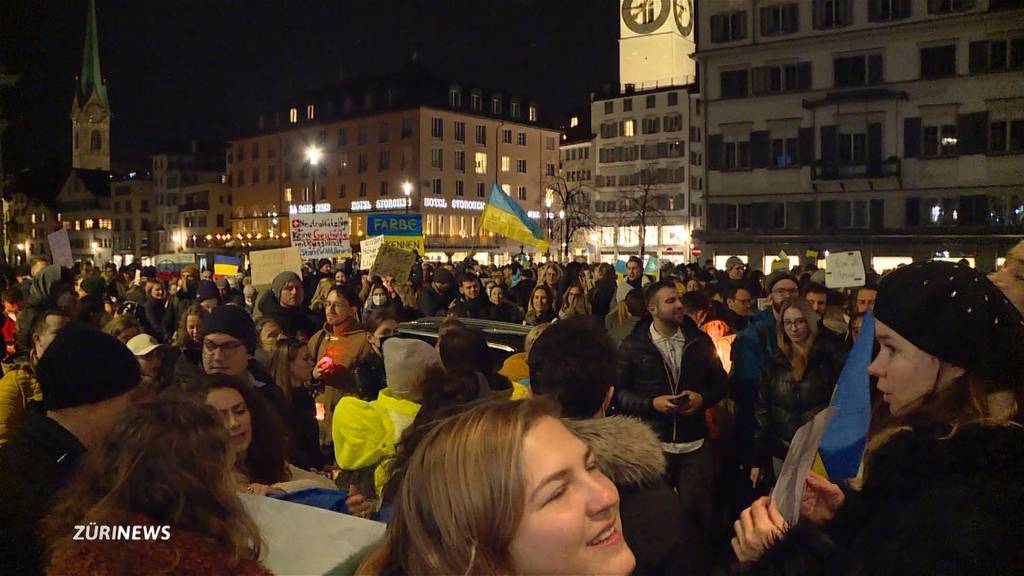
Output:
top-left (621, 0), bottom-right (670, 35)
top-left (674, 0), bottom-right (694, 37)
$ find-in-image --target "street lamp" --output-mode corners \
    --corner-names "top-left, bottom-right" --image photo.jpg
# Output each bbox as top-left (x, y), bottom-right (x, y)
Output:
top-left (306, 145), bottom-right (322, 203)
top-left (545, 196), bottom-right (553, 261)
top-left (402, 180), bottom-right (413, 214)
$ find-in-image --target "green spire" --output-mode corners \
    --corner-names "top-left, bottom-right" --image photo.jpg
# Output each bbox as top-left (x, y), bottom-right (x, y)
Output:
top-left (77, 0), bottom-right (107, 107)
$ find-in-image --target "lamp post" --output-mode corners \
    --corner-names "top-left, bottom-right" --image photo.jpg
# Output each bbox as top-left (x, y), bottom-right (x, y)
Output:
top-left (559, 209), bottom-right (566, 261)
top-left (545, 196), bottom-right (553, 262)
top-left (402, 180), bottom-right (413, 214)
top-left (305, 145), bottom-right (322, 205)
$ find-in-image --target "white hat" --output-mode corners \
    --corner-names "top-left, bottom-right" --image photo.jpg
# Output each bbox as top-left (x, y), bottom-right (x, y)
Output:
top-left (383, 338), bottom-right (442, 401)
top-left (126, 333), bottom-right (164, 357)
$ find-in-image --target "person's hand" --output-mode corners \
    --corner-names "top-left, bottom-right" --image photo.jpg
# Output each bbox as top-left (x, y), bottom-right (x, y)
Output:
top-left (800, 472), bottom-right (845, 525)
top-left (750, 467), bottom-right (761, 488)
top-left (345, 485), bottom-right (374, 519)
top-left (652, 394), bottom-right (685, 414)
top-left (732, 496), bottom-right (788, 563)
top-left (677, 390), bottom-right (704, 415)
top-left (245, 483), bottom-right (284, 497)
top-left (314, 356), bottom-right (335, 380)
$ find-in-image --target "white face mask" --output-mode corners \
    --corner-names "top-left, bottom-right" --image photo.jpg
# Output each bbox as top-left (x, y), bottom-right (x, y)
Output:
top-left (371, 294), bottom-right (387, 307)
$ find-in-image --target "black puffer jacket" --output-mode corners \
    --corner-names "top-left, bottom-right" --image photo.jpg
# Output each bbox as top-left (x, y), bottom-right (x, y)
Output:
top-left (747, 420), bottom-right (1024, 575)
top-left (615, 317), bottom-right (728, 444)
top-left (753, 336), bottom-right (846, 467)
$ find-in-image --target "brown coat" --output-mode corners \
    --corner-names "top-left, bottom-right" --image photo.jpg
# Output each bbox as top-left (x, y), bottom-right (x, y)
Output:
top-left (308, 319), bottom-right (371, 447)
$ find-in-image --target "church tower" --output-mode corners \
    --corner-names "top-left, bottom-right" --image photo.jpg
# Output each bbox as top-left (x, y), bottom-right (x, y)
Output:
top-left (71, 0), bottom-right (110, 171)
top-left (618, 0), bottom-right (697, 90)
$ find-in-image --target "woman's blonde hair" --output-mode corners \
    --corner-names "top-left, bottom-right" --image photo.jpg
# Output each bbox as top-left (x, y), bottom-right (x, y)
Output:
top-left (775, 297), bottom-right (819, 381)
top-left (145, 280), bottom-right (163, 299)
top-left (360, 398), bottom-right (559, 576)
top-left (103, 314), bottom-right (141, 341)
top-left (559, 280), bottom-right (592, 318)
top-left (268, 338), bottom-right (307, 406)
top-left (44, 399), bottom-right (262, 571)
top-left (173, 304), bottom-right (208, 347)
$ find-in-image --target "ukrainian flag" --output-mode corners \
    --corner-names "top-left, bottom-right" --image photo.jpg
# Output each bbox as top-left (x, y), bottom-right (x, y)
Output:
top-left (480, 183), bottom-right (548, 252)
top-left (213, 255), bottom-right (241, 278)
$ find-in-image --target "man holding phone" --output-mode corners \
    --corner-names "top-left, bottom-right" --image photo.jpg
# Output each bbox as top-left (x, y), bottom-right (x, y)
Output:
top-left (616, 280), bottom-right (729, 576)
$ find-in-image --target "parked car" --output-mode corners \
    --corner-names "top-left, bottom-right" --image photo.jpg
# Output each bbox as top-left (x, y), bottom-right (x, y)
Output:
top-left (396, 317), bottom-right (530, 371)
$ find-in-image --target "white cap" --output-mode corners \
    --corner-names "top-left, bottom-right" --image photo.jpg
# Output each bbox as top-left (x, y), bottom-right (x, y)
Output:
top-left (126, 333), bottom-right (164, 357)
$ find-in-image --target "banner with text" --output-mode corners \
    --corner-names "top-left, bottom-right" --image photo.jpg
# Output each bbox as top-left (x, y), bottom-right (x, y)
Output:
top-left (366, 213), bottom-right (425, 256)
top-left (289, 212), bottom-right (351, 260)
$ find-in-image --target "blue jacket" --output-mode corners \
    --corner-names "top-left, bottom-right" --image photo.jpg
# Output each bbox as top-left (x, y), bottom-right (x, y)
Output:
top-left (729, 308), bottom-right (776, 460)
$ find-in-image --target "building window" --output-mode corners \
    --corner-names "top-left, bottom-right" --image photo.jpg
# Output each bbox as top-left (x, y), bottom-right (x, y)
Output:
top-left (668, 92), bottom-right (679, 106)
top-left (989, 119), bottom-right (1024, 153)
top-left (475, 125), bottom-right (487, 146)
top-left (920, 45), bottom-right (957, 78)
top-left (868, 0), bottom-right (911, 21)
top-left (604, 101), bottom-right (614, 114)
top-left (511, 100), bottom-right (521, 118)
top-left (431, 148), bottom-right (444, 170)
top-left (969, 39), bottom-right (1024, 73)
top-left (528, 105), bottom-right (537, 122)
top-left (502, 129), bottom-right (512, 144)
top-left (812, 0), bottom-right (852, 29)
top-left (475, 152), bottom-right (488, 174)
top-left (721, 69), bottom-right (749, 98)
top-left (379, 150), bottom-right (390, 171)
top-left (252, 142), bottom-right (260, 158)
top-left (454, 150), bottom-right (466, 173)
top-left (432, 178), bottom-right (442, 195)
top-left (283, 164), bottom-right (291, 181)
top-left (642, 117), bottom-right (661, 134)
top-left (664, 114), bottom-right (684, 132)
top-left (380, 181), bottom-right (389, 196)
top-left (339, 183), bottom-right (347, 198)
top-left (90, 130), bottom-right (102, 151)
top-left (646, 94), bottom-right (657, 108)
top-left (501, 155), bottom-right (511, 172)
top-left (455, 180), bottom-right (465, 196)
top-left (492, 97), bottom-right (502, 115)
top-left (454, 121), bottom-right (466, 143)
top-left (927, 0), bottom-right (975, 14)
top-left (516, 159), bottom-right (527, 173)
top-left (752, 62), bottom-right (812, 94)
top-left (761, 3), bottom-right (800, 35)
top-left (623, 119), bottom-right (635, 137)
top-left (449, 87), bottom-right (461, 107)
top-left (431, 117), bottom-right (443, 139)
top-left (546, 163), bottom-right (556, 177)
top-left (237, 170), bottom-right (245, 185)
top-left (252, 167), bottom-right (260, 184)
top-left (284, 188), bottom-right (293, 202)
top-left (289, 108), bottom-right (298, 123)
top-left (772, 136), bottom-right (800, 167)
top-left (723, 139), bottom-right (751, 170)
top-left (517, 186), bottom-right (527, 201)
top-left (379, 122), bottom-right (389, 143)
top-left (357, 153), bottom-right (368, 173)
top-left (838, 130), bottom-right (867, 163)
top-left (476, 182), bottom-right (486, 197)
top-left (470, 91), bottom-right (482, 111)
top-left (710, 11), bottom-right (747, 43)
top-left (834, 53), bottom-right (883, 87)
top-left (517, 132), bottom-right (527, 146)
top-left (357, 125), bottom-right (367, 145)
top-left (400, 118), bottom-right (413, 138)
top-left (923, 124), bottom-right (958, 157)
top-left (501, 184), bottom-right (511, 195)
top-left (359, 182), bottom-right (367, 197)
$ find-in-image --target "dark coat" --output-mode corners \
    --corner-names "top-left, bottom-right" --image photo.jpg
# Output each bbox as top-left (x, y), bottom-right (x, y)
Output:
top-left (415, 285), bottom-right (453, 318)
top-left (588, 277), bottom-right (617, 320)
top-left (0, 403), bottom-right (86, 575)
top-left (508, 277), bottom-right (536, 310)
top-left (615, 317), bottom-right (729, 444)
top-left (451, 295), bottom-right (496, 320)
top-left (753, 336), bottom-right (847, 466)
top-left (747, 421), bottom-right (1024, 575)
top-left (565, 416), bottom-right (682, 576)
top-left (258, 292), bottom-right (319, 340)
top-left (143, 297), bottom-right (167, 342)
top-left (491, 301), bottom-right (524, 324)
top-left (287, 386), bottom-right (324, 470)
top-left (161, 290), bottom-right (194, 342)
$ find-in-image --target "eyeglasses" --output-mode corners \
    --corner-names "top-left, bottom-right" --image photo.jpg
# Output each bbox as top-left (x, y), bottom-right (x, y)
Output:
top-left (782, 318), bottom-right (808, 328)
top-left (203, 339), bottom-right (245, 353)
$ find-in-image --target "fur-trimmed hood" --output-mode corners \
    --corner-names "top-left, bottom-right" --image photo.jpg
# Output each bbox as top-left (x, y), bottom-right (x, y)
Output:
top-left (563, 416), bottom-right (666, 488)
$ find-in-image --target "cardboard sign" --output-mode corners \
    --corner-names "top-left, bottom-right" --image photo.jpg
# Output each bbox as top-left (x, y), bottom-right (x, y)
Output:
top-left (289, 212), bottom-right (351, 259)
top-left (46, 229), bottom-right (73, 268)
top-left (369, 243), bottom-right (417, 284)
top-left (239, 493), bottom-right (385, 575)
top-left (250, 247), bottom-right (302, 286)
top-left (825, 250), bottom-right (867, 289)
top-left (359, 235), bottom-right (385, 271)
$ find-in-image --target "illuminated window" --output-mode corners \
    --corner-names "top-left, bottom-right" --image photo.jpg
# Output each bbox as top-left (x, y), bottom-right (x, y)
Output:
top-left (284, 188), bottom-right (293, 202)
top-left (84, 219), bottom-right (94, 230)
top-left (501, 184), bottom-right (511, 195)
top-left (30, 214), bottom-right (36, 224)
top-left (475, 152), bottom-right (488, 174)
top-left (623, 120), bottom-right (635, 137)
top-left (306, 104), bottom-right (315, 120)
top-left (501, 155), bottom-right (511, 172)
top-left (289, 108), bottom-right (298, 123)
top-left (529, 105), bottom-right (537, 122)
top-left (570, 116), bottom-right (579, 128)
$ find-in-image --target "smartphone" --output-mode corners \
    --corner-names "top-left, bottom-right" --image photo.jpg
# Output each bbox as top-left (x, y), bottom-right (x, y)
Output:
top-left (670, 395), bottom-right (691, 409)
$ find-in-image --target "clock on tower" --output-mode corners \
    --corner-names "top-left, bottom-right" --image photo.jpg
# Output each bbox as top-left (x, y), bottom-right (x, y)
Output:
top-left (618, 0), bottom-right (696, 90)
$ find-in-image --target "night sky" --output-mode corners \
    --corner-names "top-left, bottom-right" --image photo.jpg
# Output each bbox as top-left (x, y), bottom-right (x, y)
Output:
top-left (1, 0), bottom-right (618, 175)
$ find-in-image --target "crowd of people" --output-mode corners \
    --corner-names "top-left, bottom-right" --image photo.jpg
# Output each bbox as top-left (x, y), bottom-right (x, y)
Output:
top-left (0, 238), bottom-right (1021, 575)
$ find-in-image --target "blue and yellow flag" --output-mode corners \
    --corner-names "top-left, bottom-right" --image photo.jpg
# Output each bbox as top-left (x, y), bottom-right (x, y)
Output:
top-left (213, 255), bottom-right (241, 278)
top-left (480, 183), bottom-right (548, 252)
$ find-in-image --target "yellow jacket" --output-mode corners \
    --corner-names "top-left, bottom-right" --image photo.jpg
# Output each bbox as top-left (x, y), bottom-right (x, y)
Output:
top-left (0, 362), bottom-right (41, 444)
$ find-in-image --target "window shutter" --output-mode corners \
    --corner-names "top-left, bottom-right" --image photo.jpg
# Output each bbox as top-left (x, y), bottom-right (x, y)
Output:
top-left (868, 0), bottom-right (880, 21)
top-left (867, 123), bottom-right (883, 172)
top-left (867, 54), bottom-right (884, 84)
top-left (971, 112), bottom-right (989, 153)
top-left (786, 3), bottom-right (800, 32)
top-left (797, 62), bottom-right (812, 90)
top-left (799, 127), bottom-right (814, 165)
top-left (969, 41), bottom-right (988, 73)
top-left (708, 134), bottom-right (723, 170)
top-left (812, 0), bottom-right (824, 29)
top-left (760, 7), bottom-right (772, 35)
top-left (736, 12), bottom-right (748, 39)
top-left (711, 15), bottom-right (726, 42)
top-left (839, 0), bottom-right (853, 24)
top-left (820, 125), bottom-right (837, 163)
top-left (751, 67), bottom-right (769, 95)
top-left (957, 114), bottom-right (974, 155)
top-left (751, 131), bottom-right (770, 169)
top-left (904, 117), bottom-right (922, 158)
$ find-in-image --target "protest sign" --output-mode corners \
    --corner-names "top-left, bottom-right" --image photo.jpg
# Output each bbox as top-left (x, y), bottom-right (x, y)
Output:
top-left (213, 254), bottom-right (241, 277)
top-left (366, 213), bottom-right (425, 255)
top-left (46, 229), bottom-right (74, 268)
top-left (289, 212), bottom-right (351, 259)
top-left (825, 250), bottom-right (867, 289)
top-left (369, 243), bottom-right (417, 284)
top-left (359, 235), bottom-right (385, 270)
top-left (239, 493), bottom-right (385, 575)
top-left (771, 407), bottom-right (836, 526)
top-left (250, 247), bottom-right (302, 286)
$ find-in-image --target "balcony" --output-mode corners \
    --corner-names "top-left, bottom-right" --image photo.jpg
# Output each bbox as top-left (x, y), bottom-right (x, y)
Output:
top-left (812, 157), bottom-right (900, 181)
top-left (178, 199), bottom-right (210, 212)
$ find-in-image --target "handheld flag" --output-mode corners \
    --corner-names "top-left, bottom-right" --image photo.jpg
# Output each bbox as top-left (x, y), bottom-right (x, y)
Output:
top-left (818, 311), bottom-right (875, 479)
top-left (480, 183), bottom-right (548, 252)
top-left (213, 255), bottom-right (241, 278)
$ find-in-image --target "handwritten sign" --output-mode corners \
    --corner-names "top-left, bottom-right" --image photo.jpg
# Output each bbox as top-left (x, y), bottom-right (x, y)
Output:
top-left (369, 243), bottom-right (417, 284)
top-left (771, 406), bottom-right (836, 527)
top-left (289, 212), bottom-right (350, 259)
top-left (239, 493), bottom-right (385, 575)
top-left (359, 235), bottom-right (385, 271)
top-left (46, 229), bottom-right (73, 268)
top-left (825, 250), bottom-right (866, 289)
top-left (250, 247), bottom-right (302, 286)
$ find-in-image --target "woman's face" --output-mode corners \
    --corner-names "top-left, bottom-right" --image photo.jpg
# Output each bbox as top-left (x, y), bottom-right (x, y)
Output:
top-left (488, 285), bottom-right (503, 306)
top-left (782, 307), bottom-right (810, 346)
top-left (206, 387), bottom-right (252, 454)
top-left (334, 271), bottom-right (345, 284)
top-left (259, 322), bottom-right (283, 352)
top-left (868, 319), bottom-right (963, 415)
top-left (370, 286), bottom-right (388, 307)
top-left (368, 319), bottom-right (398, 353)
top-left (289, 346), bottom-right (315, 386)
top-left (150, 285), bottom-right (165, 300)
top-left (566, 286), bottom-right (583, 307)
top-left (185, 314), bottom-right (202, 343)
top-left (545, 266), bottom-right (558, 286)
top-left (510, 417), bottom-right (635, 576)
top-left (531, 289), bottom-right (550, 313)
top-left (325, 292), bottom-right (352, 325)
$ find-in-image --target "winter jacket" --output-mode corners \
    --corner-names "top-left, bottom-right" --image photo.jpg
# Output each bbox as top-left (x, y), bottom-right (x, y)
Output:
top-left (0, 403), bottom-right (86, 575)
top-left (0, 359), bottom-right (40, 444)
top-left (161, 290), bottom-right (195, 343)
top-left (144, 297), bottom-right (168, 342)
top-left (753, 336), bottom-right (847, 467)
top-left (614, 275), bottom-right (650, 304)
top-left (508, 277), bottom-right (536, 310)
top-left (416, 285), bottom-right (453, 317)
top-left (287, 385), bottom-right (325, 470)
top-left (747, 420), bottom-right (1024, 575)
top-left (730, 308), bottom-right (777, 463)
top-left (615, 317), bottom-right (729, 444)
top-left (588, 277), bottom-right (617, 319)
top-left (565, 416), bottom-right (682, 576)
top-left (451, 295), bottom-right (496, 320)
top-left (258, 292), bottom-right (319, 340)
top-left (523, 308), bottom-right (556, 326)
top-left (310, 320), bottom-right (372, 446)
top-left (606, 310), bottom-right (641, 347)
top-left (46, 513), bottom-right (272, 576)
top-left (491, 300), bottom-right (524, 324)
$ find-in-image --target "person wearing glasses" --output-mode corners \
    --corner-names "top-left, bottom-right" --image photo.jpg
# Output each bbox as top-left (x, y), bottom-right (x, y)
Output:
top-left (749, 297), bottom-right (846, 489)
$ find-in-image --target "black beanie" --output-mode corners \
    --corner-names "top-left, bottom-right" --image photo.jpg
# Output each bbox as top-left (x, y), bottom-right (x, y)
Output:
top-left (37, 322), bottom-right (140, 410)
top-left (201, 304), bottom-right (257, 354)
top-left (874, 261), bottom-right (1024, 390)
top-left (432, 267), bottom-right (454, 285)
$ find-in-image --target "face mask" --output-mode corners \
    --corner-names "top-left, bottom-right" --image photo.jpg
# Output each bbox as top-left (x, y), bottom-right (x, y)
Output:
top-left (371, 294), bottom-right (387, 307)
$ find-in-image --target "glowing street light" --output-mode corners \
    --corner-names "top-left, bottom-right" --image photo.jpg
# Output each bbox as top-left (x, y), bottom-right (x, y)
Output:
top-left (305, 145), bottom-right (322, 166)
top-left (402, 180), bottom-right (413, 213)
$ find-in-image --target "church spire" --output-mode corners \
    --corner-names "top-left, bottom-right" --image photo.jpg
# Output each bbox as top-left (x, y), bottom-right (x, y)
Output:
top-left (77, 0), bottom-right (107, 108)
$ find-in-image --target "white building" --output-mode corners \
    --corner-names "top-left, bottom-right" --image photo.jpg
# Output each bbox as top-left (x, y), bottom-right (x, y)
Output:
top-left (695, 0), bottom-right (1024, 272)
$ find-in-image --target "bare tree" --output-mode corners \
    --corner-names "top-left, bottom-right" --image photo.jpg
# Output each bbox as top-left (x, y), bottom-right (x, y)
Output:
top-left (545, 175), bottom-right (595, 262)
top-left (621, 169), bottom-right (671, 261)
